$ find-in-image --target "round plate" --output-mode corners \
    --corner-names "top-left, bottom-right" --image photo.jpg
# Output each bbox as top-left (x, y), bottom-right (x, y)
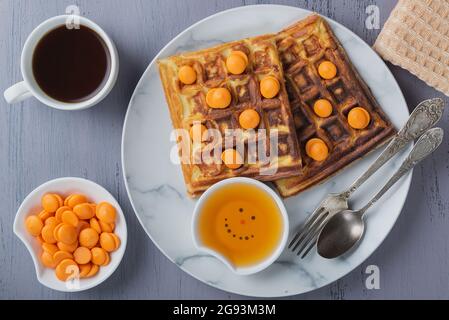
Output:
top-left (122, 4), bottom-right (411, 297)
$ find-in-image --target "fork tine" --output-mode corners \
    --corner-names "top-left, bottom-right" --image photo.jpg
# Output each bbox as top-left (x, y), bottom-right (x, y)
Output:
top-left (292, 209), bottom-right (328, 253)
top-left (301, 233), bottom-right (321, 259)
top-left (296, 212), bottom-right (327, 256)
top-left (288, 207), bottom-right (325, 251)
top-left (296, 211), bottom-right (329, 256)
top-left (288, 206), bottom-right (324, 248)
top-left (298, 214), bottom-right (331, 258)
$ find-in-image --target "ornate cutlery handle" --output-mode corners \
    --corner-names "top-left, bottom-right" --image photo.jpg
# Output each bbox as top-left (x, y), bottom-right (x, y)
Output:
top-left (342, 98), bottom-right (444, 199)
top-left (359, 127), bottom-right (443, 215)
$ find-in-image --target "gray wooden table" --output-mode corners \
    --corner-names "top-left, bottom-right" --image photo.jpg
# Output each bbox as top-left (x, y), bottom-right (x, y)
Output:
top-left (1, 0), bottom-right (448, 300)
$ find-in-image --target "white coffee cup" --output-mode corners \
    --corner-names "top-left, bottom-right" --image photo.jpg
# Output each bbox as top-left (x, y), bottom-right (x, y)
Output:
top-left (4, 15), bottom-right (119, 110)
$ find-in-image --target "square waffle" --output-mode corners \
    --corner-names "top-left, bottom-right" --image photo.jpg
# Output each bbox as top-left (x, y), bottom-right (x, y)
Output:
top-left (373, 0), bottom-right (449, 96)
top-left (274, 15), bottom-right (396, 197)
top-left (158, 35), bottom-right (301, 197)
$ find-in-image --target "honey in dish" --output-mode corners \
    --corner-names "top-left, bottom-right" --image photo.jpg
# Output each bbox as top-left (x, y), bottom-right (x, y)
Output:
top-left (198, 183), bottom-right (284, 267)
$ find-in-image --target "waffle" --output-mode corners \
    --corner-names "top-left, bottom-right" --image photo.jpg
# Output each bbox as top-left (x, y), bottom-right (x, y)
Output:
top-left (373, 0), bottom-right (449, 96)
top-left (274, 15), bottom-right (396, 197)
top-left (158, 35), bottom-right (301, 197)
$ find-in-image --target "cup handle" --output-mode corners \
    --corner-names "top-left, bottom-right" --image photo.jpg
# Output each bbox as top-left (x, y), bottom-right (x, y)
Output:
top-left (4, 81), bottom-right (33, 104)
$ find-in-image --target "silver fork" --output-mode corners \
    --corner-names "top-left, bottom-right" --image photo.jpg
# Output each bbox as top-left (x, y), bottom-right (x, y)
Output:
top-left (289, 98), bottom-right (445, 258)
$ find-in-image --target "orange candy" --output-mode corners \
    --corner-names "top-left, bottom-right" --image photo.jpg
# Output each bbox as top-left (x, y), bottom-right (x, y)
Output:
top-left (55, 206), bottom-right (71, 222)
top-left (86, 264), bottom-right (99, 277)
top-left (306, 138), bottom-right (329, 161)
top-left (57, 224), bottom-right (77, 245)
top-left (91, 247), bottom-right (109, 266)
top-left (26, 192), bottom-right (121, 282)
top-left (63, 195), bottom-right (72, 206)
top-left (206, 88), bottom-right (232, 109)
top-left (318, 61), bottom-right (337, 79)
top-left (239, 109), bottom-right (260, 129)
top-left (79, 263), bottom-right (92, 278)
top-left (73, 203), bottom-right (95, 220)
top-left (96, 202), bottom-right (117, 224)
top-left (53, 194), bottom-right (64, 207)
top-left (73, 246), bottom-right (92, 264)
top-left (231, 50), bottom-right (248, 64)
top-left (313, 99), bottom-right (333, 118)
top-left (76, 220), bottom-right (90, 234)
top-left (189, 123), bottom-right (208, 142)
top-left (348, 107), bottom-right (371, 129)
top-left (41, 224), bottom-right (56, 244)
top-left (99, 220), bottom-right (115, 233)
top-left (45, 216), bottom-right (57, 226)
top-left (178, 65), bottom-right (197, 85)
top-left (61, 210), bottom-right (79, 227)
top-left (36, 235), bottom-right (45, 245)
top-left (55, 259), bottom-right (79, 281)
top-left (90, 217), bottom-right (102, 234)
top-left (53, 251), bottom-right (74, 265)
top-left (100, 232), bottom-right (120, 252)
top-left (221, 149), bottom-right (243, 169)
top-left (226, 51), bottom-right (248, 75)
top-left (57, 240), bottom-right (78, 253)
top-left (42, 243), bottom-right (59, 256)
top-left (110, 233), bottom-right (120, 248)
top-left (79, 228), bottom-right (99, 249)
top-left (260, 76), bottom-right (280, 98)
top-left (53, 223), bottom-right (62, 241)
top-left (38, 210), bottom-right (53, 221)
top-left (25, 215), bottom-right (43, 236)
top-left (102, 253), bottom-right (110, 266)
top-left (41, 194), bottom-right (61, 213)
top-left (66, 194), bottom-right (88, 208)
top-left (41, 251), bottom-right (56, 268)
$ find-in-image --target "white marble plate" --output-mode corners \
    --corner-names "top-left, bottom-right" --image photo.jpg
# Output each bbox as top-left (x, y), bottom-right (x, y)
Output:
top-left (121, 5), bottom-right (411, 297)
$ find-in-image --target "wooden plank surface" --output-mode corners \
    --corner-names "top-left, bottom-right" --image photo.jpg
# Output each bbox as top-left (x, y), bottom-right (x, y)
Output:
top-left (0, 0), bottom-right (448, 299)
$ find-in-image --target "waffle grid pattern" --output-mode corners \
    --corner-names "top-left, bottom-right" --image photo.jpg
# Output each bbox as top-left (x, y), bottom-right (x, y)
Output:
top-left (374, 0), bottom-right (449, 96)
top-left (159, 36), bottom-right (301, 196)
top-left (274, 15), bottom-right (396, 197)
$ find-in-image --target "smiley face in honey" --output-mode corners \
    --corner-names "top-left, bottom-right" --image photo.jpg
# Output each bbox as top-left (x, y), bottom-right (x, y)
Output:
top-left (197, 183), bottom-right (284, 267)
top-left (221, 206), bottom-right (256, 242)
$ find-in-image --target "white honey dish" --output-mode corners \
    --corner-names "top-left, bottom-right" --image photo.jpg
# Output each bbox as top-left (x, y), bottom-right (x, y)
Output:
top-left (192, 177), bottom-right (289, 275)
top-left (14, 177), bottom-right (127, 292)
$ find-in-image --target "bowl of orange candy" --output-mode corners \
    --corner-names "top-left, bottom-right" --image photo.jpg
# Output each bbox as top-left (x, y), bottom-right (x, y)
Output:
top-left (14, 177), bottom-right (127, 292)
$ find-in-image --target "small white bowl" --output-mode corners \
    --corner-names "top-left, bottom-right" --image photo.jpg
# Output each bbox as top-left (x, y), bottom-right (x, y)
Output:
top-left (192, 177), bottom-right (289, 275)
top-left (14, 177), bottom-right (127, 292)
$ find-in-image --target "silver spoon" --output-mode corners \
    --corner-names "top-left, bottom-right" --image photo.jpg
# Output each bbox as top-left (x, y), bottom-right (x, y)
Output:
top-left (317, 127), bottom-right (444, 259)
top-left (288, 98), bottom-right (444, 258)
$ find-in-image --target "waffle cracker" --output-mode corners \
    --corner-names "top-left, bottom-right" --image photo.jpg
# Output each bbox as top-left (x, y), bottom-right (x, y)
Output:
top-left (373, 0), bottom-right (449, 96)
top-left (274, 15), bottom-right (396, 197)
top-left (158, 35), bottom-right (301, 197)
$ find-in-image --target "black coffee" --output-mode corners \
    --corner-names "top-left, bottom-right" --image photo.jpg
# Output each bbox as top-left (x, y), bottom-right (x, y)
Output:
top-left (32, 25), bottom-right (110, 103)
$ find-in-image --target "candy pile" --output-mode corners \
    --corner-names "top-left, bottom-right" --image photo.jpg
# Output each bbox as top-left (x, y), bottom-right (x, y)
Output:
top-left (25, 193), bottom-right (120, 281)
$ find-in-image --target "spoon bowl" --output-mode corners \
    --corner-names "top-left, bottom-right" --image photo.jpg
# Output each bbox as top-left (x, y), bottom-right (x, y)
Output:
top-left (317, 210), bottom-right (364, 259)
top-left (317, 127), bottom-right (443, 259)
